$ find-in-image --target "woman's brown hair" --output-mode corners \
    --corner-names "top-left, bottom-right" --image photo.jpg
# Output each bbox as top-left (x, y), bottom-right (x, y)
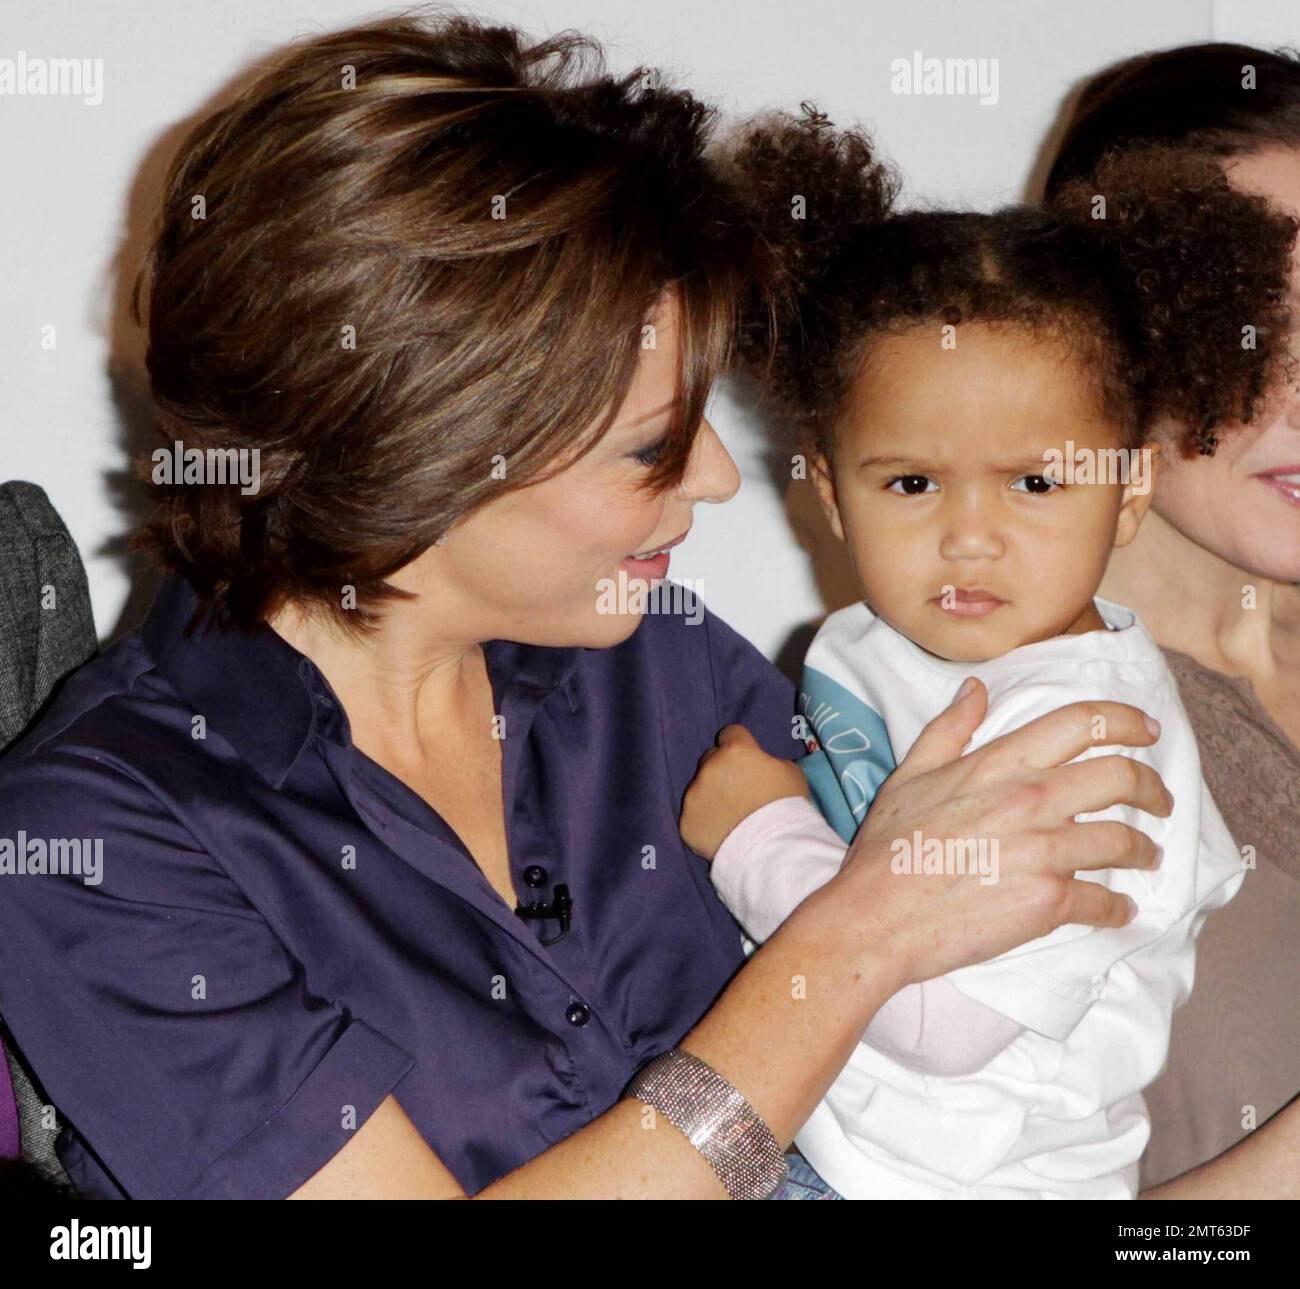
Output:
top-left (131, 8), bottom-right (756, 630)
top-left (1044, 42), bottom-right (1300, 199)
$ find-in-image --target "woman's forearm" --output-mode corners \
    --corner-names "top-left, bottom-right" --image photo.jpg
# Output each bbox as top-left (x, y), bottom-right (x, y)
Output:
top-left (476, 885), bottom-right (904, 1198)
top-left (1138, 1095), bottom-right (1300, 1199)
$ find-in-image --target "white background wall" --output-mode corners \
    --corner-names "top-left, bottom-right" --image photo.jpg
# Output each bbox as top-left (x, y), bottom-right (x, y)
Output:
top-left (3, 0), bottom-right (1296, 666)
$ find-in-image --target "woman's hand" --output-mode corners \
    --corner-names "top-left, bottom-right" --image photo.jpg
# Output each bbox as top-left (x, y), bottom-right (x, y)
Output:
top-left (805, 677), bottom-right (1172, 987)
top-left (680, 725), bottom-right (811, 859)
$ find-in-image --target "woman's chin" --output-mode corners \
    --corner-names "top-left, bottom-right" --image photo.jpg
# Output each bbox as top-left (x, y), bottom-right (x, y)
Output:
top-left (1226, 524), bottom-right (1300, 585)
top-left (585, 609), bottom-right (649, 649)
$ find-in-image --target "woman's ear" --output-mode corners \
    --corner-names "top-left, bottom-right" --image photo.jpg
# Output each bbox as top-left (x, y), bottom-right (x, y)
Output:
top-left (1114, 440), bottom-right (1161, 548)
top-left (810, 448), bottom-right (847, 543)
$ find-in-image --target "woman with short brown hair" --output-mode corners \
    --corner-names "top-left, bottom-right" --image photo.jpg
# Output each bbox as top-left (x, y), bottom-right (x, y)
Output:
top-left (0, 12), bottom-right (1168, 1199)
top-left (132, 17), bottom-right (747, 634)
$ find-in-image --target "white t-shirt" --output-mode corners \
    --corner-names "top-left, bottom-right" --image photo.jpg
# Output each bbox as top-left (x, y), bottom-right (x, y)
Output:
top-left (711, 597), bottom-right (1244, 1198)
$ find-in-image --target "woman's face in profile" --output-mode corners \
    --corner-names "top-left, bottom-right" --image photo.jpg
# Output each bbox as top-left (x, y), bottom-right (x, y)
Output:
top-left (390, 293), bottom-right (741, 651)
top-left (1151, 144), bottom-right (1300, 581)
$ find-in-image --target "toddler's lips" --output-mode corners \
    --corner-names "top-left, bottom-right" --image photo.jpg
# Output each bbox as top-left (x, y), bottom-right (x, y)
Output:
top-left (931, 589), bottom-right (1006, 619)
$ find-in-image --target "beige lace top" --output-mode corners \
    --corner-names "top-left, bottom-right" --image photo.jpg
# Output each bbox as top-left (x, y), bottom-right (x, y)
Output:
top-left (1138, 647), bottom-right (1300, 1189)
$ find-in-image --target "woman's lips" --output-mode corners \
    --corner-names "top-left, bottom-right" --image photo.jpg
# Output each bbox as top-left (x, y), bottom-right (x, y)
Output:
top-left (620, 550), bottom-right (672, 580)
top-left (1255, 468), bottom-right (1300, 507)
top-left (619, 526), bottom-right (691, 581)
top-left (931, 589), bottom-right (1006, 619)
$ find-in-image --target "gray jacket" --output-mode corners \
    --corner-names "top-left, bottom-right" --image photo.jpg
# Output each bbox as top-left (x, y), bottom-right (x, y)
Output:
top-left (0, 480), bottom-right (97, 1190)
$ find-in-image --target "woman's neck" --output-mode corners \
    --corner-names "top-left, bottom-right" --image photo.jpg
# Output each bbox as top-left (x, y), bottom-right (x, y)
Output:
top-left (1100, 509), bottom-right (1300, 687)
top-left (267, 599), bottom-right (488, 761)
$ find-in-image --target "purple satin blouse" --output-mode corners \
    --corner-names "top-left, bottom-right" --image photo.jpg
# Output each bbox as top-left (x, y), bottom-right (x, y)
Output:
top-left (0, 576), bottom-right (798, 1197)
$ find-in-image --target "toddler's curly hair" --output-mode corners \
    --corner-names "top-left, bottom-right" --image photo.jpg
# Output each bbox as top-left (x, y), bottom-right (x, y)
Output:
top-left (728, 105), bottom-right (1297, 462)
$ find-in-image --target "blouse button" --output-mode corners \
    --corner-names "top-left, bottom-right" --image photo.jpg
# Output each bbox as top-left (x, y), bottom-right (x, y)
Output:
top-left (566, 1002), bottom-right (591, 1027)
top-left (523, 864), bottom-right (548, 888)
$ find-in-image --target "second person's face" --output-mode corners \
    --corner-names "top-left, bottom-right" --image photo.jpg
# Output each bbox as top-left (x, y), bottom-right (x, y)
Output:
top-left (1149, 144), bottom-right (1300, 584)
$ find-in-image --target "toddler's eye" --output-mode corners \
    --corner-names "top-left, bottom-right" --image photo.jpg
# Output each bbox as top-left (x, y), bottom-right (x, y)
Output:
top-left (1011, 474), bottom-right (1060, 494)
top-left (887, 475), bottom-right (938, 495)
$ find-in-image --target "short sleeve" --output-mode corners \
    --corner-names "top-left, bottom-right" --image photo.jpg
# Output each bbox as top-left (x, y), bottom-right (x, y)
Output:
top-left (0, 751), bottom-right (415, 1198)
top-left (702, 607), bottom-right (800, 762)
top-left (941, 677), bottom-right (1240, 1040)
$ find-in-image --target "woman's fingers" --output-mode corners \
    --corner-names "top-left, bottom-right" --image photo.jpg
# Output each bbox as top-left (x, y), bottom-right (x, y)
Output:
top-left (972, 700), bottom-right (1160, 778)
top-left (821, 693), bottom-right (1174, 985)
top-left (889, 677), bottom-right (988, 782)
top-left (1038, 755), bottom-right (1174, 822)
top-left (1058, 877), bottom-right (1139, 930)
top-left (1040, 818), bottom-right (1163, 875)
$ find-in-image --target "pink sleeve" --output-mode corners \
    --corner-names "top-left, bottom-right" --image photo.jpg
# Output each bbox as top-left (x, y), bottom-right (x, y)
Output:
top-left (709, 796), bottom-right (848, 943)
top-left (710, 796), bottom-right (1024, 1075)
top-left (863, 978), bottom-right (1024, 1077)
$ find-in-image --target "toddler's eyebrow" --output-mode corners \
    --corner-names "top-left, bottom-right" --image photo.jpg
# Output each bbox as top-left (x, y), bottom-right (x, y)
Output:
top-left (857, 454), bottom-right (930, 470)
top-left (857, 453), bottom-right (1061, 472)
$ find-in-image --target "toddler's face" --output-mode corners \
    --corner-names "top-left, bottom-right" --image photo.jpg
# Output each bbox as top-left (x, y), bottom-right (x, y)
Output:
top-left (814, 323), bottom-right (1157, 663)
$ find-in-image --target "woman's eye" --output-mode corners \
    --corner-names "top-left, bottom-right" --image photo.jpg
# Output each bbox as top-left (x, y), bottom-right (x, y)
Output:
top-left (632, 437), bottom-right (669, 468)
top-left (1011, 474), bottom-right (1060, 494)
top-left (886, 475), bottom-right (937, 495)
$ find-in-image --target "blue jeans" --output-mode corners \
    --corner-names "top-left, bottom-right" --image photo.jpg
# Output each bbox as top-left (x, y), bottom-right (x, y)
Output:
top-left (769, 1150), bottom-right (844, 1200)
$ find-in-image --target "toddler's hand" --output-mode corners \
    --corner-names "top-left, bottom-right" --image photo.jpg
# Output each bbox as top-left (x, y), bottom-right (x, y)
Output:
top-left (680, 724), bottom-right (811, 860)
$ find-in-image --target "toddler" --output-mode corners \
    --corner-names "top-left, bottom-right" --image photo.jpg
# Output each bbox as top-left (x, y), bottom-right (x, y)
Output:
top-left (682, 117), bottom-right (1296, 1198)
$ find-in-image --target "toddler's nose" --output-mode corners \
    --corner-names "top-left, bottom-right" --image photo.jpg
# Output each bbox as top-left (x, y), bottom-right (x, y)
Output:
top-left (938, 509), bottom-right (1005, 562)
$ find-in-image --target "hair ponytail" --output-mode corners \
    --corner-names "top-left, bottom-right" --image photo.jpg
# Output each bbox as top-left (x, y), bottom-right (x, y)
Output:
top-left (1049, 147), bottom-right (1297, 452)
top-left (723, 104), bottom-right (900, 420)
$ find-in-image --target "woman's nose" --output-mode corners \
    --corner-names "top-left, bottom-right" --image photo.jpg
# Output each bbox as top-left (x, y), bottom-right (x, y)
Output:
top-left (679, 418), bottom-right (741, 504)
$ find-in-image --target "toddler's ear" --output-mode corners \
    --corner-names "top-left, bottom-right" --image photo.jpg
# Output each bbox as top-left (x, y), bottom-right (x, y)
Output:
top-left (810, 450), bottom-right (847, 543)
top-left (1114, 440), bottom-right (1161, 548)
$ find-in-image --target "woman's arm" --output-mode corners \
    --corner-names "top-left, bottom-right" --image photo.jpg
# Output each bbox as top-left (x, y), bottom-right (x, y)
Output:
top-left (291, 884), bottom-right (914, 1199)
top-left (1139, 1095), bottom-right (1300, 1199)
top-left (291, 682), bottom-right (1170, 1198)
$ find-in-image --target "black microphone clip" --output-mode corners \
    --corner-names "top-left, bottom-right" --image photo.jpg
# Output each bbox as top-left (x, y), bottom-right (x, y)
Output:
top-left (514, 882), bottom-right (573, 945)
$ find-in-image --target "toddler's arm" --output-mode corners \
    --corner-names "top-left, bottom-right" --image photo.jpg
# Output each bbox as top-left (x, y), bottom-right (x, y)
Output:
top-left (712, 795), bottom-right (1024, 1075)
top-left (708, 794), bottom-right (843, 942)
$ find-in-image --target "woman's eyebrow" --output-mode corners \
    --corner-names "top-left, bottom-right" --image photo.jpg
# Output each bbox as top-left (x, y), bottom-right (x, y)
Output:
top-left (619, 400), bottom-right (680, 432)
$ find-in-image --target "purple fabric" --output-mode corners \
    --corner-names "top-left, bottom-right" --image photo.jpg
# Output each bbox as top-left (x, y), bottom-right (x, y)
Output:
top-left (0, 575), bottom-right (798, 1198)
top-left (0, 1035), bottom-right (20, 1159)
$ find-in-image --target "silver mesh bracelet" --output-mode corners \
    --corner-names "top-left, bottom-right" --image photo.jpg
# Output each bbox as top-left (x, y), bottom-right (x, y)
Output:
top-left (623, 1048), bottom-right (789, 1199)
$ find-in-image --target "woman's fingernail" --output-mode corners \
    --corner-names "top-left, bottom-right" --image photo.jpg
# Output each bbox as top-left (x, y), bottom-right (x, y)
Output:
top-left (1123, 895), bottom-right (1139, 923)
top-left (956, 677), bottom-right (977, 701)
top-left (1144, 716), bottom-right (1161, 738)
top-left (1151, 845), bottom-right (1164, 869)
